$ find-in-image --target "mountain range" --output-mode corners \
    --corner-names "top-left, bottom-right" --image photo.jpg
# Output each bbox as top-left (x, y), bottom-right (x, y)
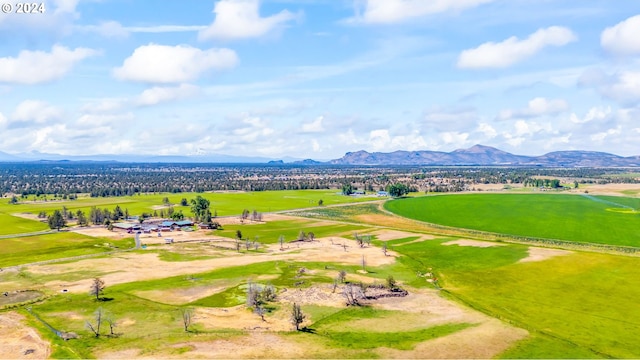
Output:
top-left (0, 145), bottom-right (639, 167)
top-left (326, 145), bottom-right (640, 167)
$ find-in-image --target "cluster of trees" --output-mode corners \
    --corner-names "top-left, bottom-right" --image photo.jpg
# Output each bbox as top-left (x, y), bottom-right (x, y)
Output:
top-left (522, 178), bottom-right (566, 188)
top-left (1, 164), bottom-right (638, 200)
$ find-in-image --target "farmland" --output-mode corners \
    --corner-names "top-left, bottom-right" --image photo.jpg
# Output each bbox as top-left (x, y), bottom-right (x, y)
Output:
top-left (1, 182), bottom-right (640, 358)
top-left (384, 193), bottom-right (640, 247)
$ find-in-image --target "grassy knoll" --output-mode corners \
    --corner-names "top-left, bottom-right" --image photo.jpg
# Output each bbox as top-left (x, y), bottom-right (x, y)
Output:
top-left (216, 219), bottom-right (373, 244)
top-left (0, 232), bottom-right (132, 268)
top-left (385, 194), bottom-right (640, 247)
top-left (389, 238), bottom-right (640, 358)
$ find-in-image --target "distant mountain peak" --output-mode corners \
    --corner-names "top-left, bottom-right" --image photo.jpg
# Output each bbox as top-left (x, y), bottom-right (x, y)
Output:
top-left (453, 144), bottom-right (506, 154)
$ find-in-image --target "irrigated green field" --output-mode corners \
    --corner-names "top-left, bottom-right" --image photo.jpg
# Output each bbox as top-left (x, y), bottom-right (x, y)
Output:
top-left (384, 193), bottom-right (640, 247)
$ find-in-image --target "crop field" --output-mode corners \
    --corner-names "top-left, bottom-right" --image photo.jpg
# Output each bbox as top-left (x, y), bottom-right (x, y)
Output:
top-left (384, 193), bottom-right (640, 247)
top-left (1, 188), bottom-right (640, 359)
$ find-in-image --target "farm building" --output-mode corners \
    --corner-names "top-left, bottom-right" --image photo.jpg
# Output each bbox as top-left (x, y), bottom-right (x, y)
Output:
top-left (112, 222), bottom-right (141, 232)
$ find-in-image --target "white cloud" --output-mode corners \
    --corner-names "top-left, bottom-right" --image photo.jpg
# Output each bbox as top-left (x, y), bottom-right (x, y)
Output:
top-left (80, 99), bottom-right (126, 114)
top-left (301, 116), bottom-right (324, 133)
top-left (11, 100), bottom-right (63, 124)
top-left (77, 21), bottom-right (207, 37)
top-left (75, 113), bottom-right (134, 129)
top-left (458, 26), bottom-right (576, 69)
top-left (476, 123), bottom-right (497, 138)
top-left (499, 97), bottom-right (569, 120)
top-left (199, 0), bottom-right (298, 41)
top-left (0, 45), bottom-right (98, 84)
top-left (0, 112), bottom-right (7, 129)
top-left (601, 15), bottom-right (640, 55)
top-left (135, 84), bottom-right (200, 106)
top-left (113, 44), bottom-right (238, 83)
top-left (440, 131), bottom-right (469, 145)
top-left (349, 0), bottom-right (494, 24)
top-left (601, 72), bottom-right (640, 104)
top-left (570, 106), bottom-right (611, 124)
top-left (513, 120), bottom-right (552, 137)
top-left (84, 20), bottom-right (129, 38)
top-left (590, 127), bottom-right (621, 143)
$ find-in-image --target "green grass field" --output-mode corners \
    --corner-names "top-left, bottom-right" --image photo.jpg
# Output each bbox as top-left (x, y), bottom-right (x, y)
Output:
top-left (384, 193), bottom-right (640, 247)
top-left (0, 233), bottom-right (132, 268)
top-left (0, 213), bottom-right (49, 235)
top-left (388, 238), bottom-right (640, 358)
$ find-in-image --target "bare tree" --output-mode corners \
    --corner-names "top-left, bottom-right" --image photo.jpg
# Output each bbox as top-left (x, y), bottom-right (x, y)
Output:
top-left (337, 270), bottom-right (346, 283)
top-left (89, 278), bottom-right (105, 301)
top-left (361, 255), bottom-right (366, 272)
top-left (180, 308), bottom-right (193, 332)
top-left (246, 282), bottom-right (259, 308)
top-left (382, 242), bottom-right (388, 256)
top-left (85, 307), bottom-right (104, 337)
top-left (104, 311), bottom-right (117, 336)
top-left (255, 305), bottom-right (266, 322)
top-left (343, 284), bottom-right (364, 306)
top-left (308, 232), bottom-right (315, 242)
top-left (290, 303), bottom-right (305, 331)
top-left (278, 235), bottom-right (285, 250)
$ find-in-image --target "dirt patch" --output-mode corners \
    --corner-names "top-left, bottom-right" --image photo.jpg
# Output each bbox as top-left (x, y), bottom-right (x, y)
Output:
top-left (442, 239), bottom-right (505, 248)
top-left (519, 247), bottom-right (572, 263)
top-left (0, 311), bottom-right (51, 359)
top-left (196, 305), bottom-right (294, 332)
top-left (277, 285), bottom-right (345, 307)
top-left (10, 212), bottom-right (44, 222)
top-left (572, 183), bottom-right (640, 197)
top-left (134, 285), bottom-right (229, 305)
top-left (73, 227), bottom-right (127, 239)
top-left (379, 318), bottom-right (528, 359)
top-left (0, 290), bottom-right (44, 307)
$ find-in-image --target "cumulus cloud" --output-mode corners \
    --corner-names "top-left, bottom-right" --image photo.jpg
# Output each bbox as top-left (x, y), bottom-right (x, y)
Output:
top-left (199, 0), bottom-right (298, 41)
top-left (135, 84), bottom-right (200, 106)
top-left (0, 45), bottom-right (98, 84)
top-left (476, 123), bottom-right (497, 138)
top-left (498, 97), bottom-right (569, 120)
top-left (113, 44), bottom-right (238, 83)
top-left (11, 100), bottom-right (63, 125)
top-left (580, 69), bottom-right (640, 105)
top-left (457, 26), bottom-right (576, 69)
top-left (349, 0), bottom-right (494, 24)
top-left (601, 15), bottom-right (640, 55)
top-left (570, 106), bottom-right (611, 124)
top-left (301, 116), bottom-right (325, 133)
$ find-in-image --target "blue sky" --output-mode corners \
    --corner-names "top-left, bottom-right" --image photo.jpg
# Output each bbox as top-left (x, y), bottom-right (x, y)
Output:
top-left (1, 0), bottom-right (639, 159)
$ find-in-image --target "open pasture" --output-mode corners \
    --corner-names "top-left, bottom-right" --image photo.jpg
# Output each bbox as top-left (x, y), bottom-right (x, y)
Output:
top-left (0, 232), bottom-right (132, 268)
top-left (389, 237), bottom-right (640, 358)
top-left (385, 193), bottom-right (640, 247)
